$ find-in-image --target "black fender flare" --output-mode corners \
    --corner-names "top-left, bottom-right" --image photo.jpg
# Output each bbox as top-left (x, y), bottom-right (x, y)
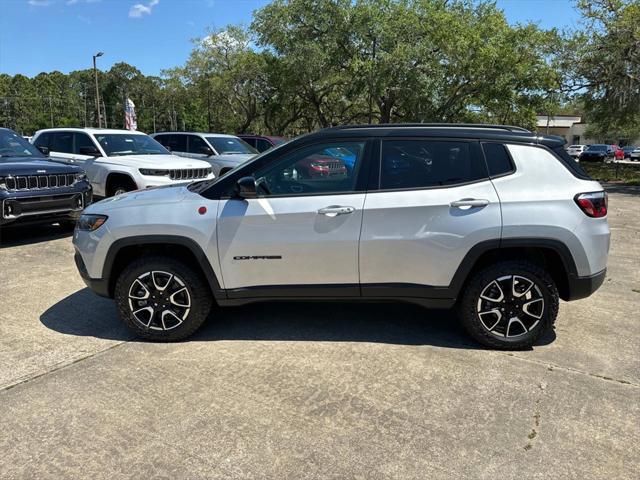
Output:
top-left (103, 235), bottom-right (225, 300)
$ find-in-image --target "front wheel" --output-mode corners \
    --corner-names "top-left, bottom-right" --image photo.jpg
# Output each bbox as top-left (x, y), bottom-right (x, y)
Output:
top-left (457, 261), bottom-right (559, 350)
top-left (114, 255), bottom-right (213, 341)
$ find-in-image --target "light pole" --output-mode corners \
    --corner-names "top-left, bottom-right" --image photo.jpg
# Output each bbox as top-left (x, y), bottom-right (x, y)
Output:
top-left (93, 52), bottom-right (104, 128)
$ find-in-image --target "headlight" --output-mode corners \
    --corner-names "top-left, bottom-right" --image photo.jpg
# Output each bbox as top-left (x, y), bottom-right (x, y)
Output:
top-left (0, 177), bottom-right (6, 190)
top-left (74, 172), bottom-right (88, 183)
top-left (77, 214), bottom-right (108, 231)
top-left (139, 169), bottom-right (170, 176)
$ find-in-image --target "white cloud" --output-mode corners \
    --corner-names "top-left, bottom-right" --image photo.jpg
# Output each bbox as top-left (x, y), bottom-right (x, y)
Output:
top-left (129, 0), bottom-right (159, 18)
top-left (28, 0), bottom-right (54, 6)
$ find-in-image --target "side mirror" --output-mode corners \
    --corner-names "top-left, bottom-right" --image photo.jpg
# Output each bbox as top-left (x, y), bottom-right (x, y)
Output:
top-left (79, 146), bottom-right (100, 156)
top-left (37, 145), bottom-right (50, 156)
top-left (236, 176), bottom-right (257, 199)
top-left (198, 146), bottom-right (214, 156)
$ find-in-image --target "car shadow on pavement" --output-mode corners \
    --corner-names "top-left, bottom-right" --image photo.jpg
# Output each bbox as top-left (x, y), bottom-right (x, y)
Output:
top-left (41, 289), bottom-right (556, 349)
top-left (0, 222), bottom-right (73, 248)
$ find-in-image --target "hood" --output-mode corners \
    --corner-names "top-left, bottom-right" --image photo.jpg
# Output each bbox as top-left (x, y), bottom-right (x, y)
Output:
top-left (100, 154), bottom-right (212, 169)
top-left (0, 159), bottom-right (82, 176)
top-left (86, 183), bottom-right (191, 213)
top-left (210, 153), bottom-right (255, 164)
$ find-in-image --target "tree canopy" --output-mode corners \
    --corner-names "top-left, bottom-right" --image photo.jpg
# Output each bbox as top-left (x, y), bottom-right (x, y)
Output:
top-left (0, 0), bottom-right (636, 140)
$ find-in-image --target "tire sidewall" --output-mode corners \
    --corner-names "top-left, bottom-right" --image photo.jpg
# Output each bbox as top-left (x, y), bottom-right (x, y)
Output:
top-left (459, 261), bottom-right (559, 349)
top-left (114, 256), bottom-right (212, 341)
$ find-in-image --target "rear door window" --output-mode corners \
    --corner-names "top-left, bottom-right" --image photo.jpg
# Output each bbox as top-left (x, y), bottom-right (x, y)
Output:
top-left (34, 132), bottom-right (52, 149)
top-left (159, 134), bottom-right (186, 152)
top-left (51, 132), bottom-right (74, 153)
top-left (380, 140), bottom-right (486, 190)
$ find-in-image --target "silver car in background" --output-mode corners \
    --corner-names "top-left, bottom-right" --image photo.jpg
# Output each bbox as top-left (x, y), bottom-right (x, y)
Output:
top-left (151, 132), bottom-right (258, 176)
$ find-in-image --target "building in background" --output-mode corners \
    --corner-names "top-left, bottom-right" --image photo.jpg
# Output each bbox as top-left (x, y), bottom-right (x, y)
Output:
top-left (536, 115), bottom-right (639, 146)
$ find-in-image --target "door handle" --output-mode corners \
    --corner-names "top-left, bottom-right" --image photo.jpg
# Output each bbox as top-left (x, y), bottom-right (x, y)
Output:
top-left (317, 205), bottom-right (355, 217)
top-left (450, 198), bottom-right (489, 208)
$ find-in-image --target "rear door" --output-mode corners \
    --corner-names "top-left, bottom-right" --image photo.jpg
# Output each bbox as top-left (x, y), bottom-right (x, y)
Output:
top-left (359, 138), bottom-right (502, 296)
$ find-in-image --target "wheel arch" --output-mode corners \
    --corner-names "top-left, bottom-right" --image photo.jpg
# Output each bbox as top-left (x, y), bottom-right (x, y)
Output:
top-left (104, 235), bottom-right (225, 301)
top-left (105, 172), bottom-right (137, 196)
top-left (451, 238), bottom-right (578, 301)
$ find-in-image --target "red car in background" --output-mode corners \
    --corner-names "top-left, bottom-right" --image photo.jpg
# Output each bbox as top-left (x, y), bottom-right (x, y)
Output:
top-left (612, 145), bottom-right (624, 161)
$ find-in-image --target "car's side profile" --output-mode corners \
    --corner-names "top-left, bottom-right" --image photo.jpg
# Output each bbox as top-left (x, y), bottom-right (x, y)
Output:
top-left (74, 124), bottom-right (609, 349)
top-left (32, 128), bottom-right (214, 198)
top-left (151, 132), bottom-right (257, 177)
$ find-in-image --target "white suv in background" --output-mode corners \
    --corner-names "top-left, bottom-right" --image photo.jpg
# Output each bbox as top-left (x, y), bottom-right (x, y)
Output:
top-left (32, 128), bottom-right (214, 197)
top-left (151, 132), bottom-right (258, 177)
top-left (566, 145), bottom-right (587, 158)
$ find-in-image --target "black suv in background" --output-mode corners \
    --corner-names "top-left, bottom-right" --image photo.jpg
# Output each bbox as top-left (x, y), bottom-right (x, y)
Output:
top-left (0, 128), bottom-right (92, 229)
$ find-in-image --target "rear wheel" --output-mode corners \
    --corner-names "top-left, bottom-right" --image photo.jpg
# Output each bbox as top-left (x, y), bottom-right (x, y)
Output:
top-left (458, 261), bottom-right (559, 350)
top-left (114, 255), bottom-right (213, 341)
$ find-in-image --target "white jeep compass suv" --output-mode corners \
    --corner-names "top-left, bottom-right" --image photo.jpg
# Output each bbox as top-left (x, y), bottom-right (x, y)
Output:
top-left (73, 124), bottom-right (610, 349)
top-left (32, 128), bottom-right (214, 197)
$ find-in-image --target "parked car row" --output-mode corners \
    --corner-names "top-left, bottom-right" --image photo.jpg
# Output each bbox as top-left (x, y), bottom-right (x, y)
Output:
top-left (567, 143), bottom-right (640, 162)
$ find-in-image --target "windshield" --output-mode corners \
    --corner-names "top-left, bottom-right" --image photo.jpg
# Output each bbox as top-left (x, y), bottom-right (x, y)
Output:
top-left (206, 137), bottom-right (257, 155)
top-left (0, 129), bottom-right (44, 160)
top-left (586, 145), bottom-right (607, 152)
top-left (94, 133), bottom-right (169, 156)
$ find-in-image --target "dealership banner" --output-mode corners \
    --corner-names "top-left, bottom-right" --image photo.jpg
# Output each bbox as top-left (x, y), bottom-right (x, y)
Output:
top-left (125, 98), bottom-right (137, 130)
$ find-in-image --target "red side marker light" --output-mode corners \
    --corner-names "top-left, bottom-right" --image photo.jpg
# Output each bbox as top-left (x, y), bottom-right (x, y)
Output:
top-left (198, 206), bottom-right (207, 215)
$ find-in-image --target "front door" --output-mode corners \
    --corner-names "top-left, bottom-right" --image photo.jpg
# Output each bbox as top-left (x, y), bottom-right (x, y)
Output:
top-left (216, 140), bottom-right (370, 296)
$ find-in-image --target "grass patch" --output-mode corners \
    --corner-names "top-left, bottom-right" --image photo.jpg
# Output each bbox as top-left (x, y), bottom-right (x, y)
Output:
top-left (581, 162), bottom-right (640, 185)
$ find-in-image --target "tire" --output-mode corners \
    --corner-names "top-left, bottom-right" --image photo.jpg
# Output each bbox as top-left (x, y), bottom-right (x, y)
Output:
top-left (457, 261), bottom-right (559, 350)
top-left (114, 255), bottom-right (213, 341)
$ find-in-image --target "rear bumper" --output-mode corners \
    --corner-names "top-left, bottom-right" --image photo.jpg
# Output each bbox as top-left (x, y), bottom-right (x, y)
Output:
top-left (74, 251), bottom-right (111, 298)
top-left (566, 269), bottom-right (606, 301)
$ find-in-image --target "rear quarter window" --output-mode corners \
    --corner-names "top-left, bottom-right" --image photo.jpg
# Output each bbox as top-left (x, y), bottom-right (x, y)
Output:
top-left (481, 143), bottom-right (514, 177)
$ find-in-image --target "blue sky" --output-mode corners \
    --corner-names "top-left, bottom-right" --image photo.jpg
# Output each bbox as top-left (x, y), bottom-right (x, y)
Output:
top-left (0, 0), bottom-right (582, 77)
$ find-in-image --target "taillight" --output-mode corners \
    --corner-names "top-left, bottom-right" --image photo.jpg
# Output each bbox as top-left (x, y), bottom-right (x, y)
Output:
top-left (575, 191), bottom-right (607, 218)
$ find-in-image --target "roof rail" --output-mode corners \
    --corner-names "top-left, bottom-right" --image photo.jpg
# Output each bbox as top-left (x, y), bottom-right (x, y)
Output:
top-left (326, 123), bottom-right (531, 133)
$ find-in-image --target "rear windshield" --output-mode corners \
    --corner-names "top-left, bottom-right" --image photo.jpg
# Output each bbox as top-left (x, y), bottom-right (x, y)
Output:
top-left (552, 146), bottom-right (591, 180)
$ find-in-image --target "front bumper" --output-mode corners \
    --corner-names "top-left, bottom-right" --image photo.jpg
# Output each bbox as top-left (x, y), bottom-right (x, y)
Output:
top-left (74, 251), bottom-right (111, 298)
top-left (1, 188), bottom-right (92, 226)
top-left (566, 269), bottom-right (606, 301)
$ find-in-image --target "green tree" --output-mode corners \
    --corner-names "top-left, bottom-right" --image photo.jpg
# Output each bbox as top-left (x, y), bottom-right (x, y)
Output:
top-left (566, 0), bottom-right (640, 140)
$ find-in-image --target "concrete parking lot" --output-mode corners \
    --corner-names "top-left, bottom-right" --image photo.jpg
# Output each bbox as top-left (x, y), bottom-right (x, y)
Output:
top-left (0, 187), bottom-right (638, 479)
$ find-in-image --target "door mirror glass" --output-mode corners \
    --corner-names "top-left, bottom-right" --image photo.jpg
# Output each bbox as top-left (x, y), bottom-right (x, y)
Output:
top-left (236, 176), bottom-right (257, 199)
top-left (37, 145), bottom-right (50, 156)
